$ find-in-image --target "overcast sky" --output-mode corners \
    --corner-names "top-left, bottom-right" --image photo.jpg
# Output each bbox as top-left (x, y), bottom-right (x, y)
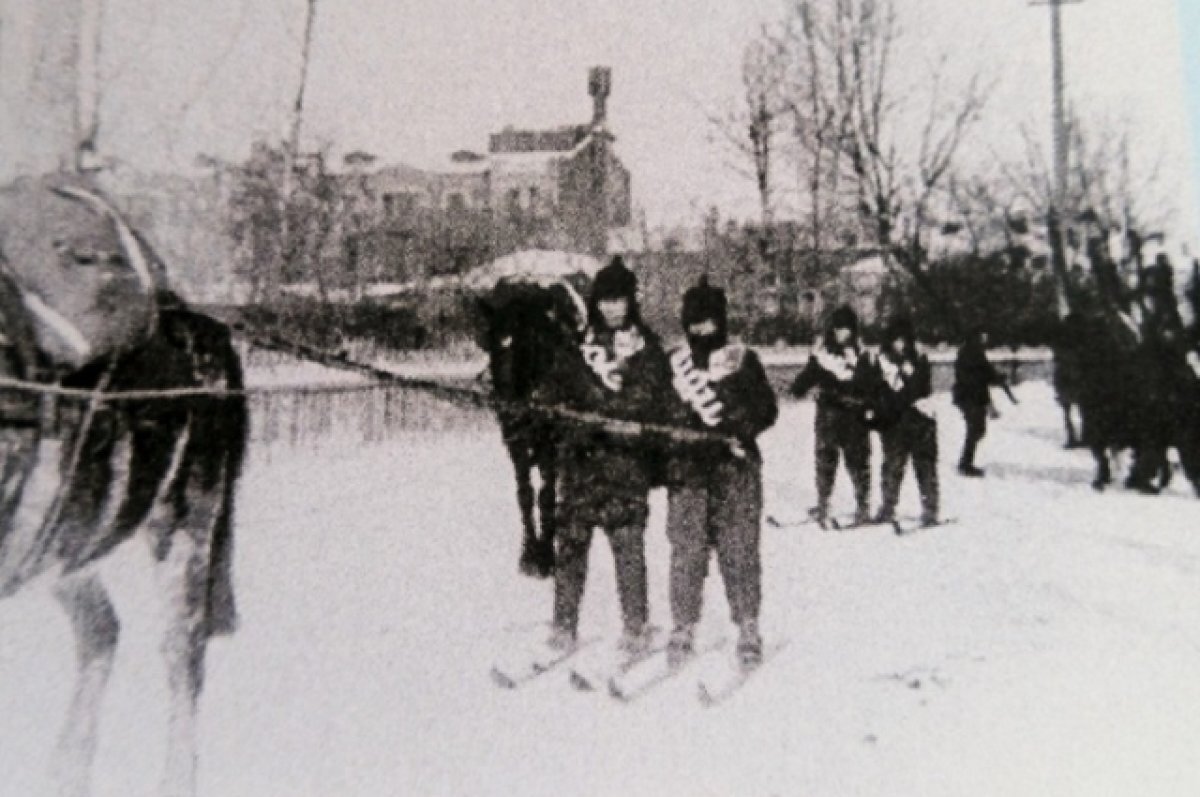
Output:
top-left (61, 0), bottom-right (1200, 244)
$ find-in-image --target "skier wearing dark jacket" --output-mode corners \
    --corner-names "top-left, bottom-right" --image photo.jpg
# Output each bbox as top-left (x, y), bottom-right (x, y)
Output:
top-left (789, 306), bottom-right (876, 525)
top-left (535, 257), bottom-right (672, 653)
top-left (872, 318), bottom-right (939, 526)
top-left (663, 278), bottom-right (778, 669)
top-left (952, 327), bottom-right (1007, 476)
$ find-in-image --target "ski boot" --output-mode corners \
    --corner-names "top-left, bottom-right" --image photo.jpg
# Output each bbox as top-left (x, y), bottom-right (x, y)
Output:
top-left (617, 624), bottom-right (655, 657)
top-left (736, 620), bottom-right (763, 671)
top-left (666, 624), bottom-right (696, 670)
top-left (546, 623), bottom-right (577, 652)
top-left (872, 507), bottom-right (896, 525)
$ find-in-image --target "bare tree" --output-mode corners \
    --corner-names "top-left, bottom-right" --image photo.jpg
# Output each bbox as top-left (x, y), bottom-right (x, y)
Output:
top-left (809, 1), bottom-right (989, 280)
top-left (1005, 111), bottom-right (1174, 246)
top-left (715, 0), bottom-right (990, 332)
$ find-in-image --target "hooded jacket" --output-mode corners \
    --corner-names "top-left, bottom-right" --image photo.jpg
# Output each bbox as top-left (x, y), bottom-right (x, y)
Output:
top-left (873, 320), bottom-right (934, 429)
top-left (536, 258), bottom-right (673, 526)
top-left (789, 307), bottom-right (875, 415)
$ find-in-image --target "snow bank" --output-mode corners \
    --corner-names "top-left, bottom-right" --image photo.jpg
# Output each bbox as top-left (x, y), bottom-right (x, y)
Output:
top-left (1, 379), bottom-right (1197, 797)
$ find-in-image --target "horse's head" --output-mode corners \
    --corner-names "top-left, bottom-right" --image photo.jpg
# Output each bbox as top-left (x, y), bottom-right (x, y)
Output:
top-left (0, 175), bottom-right (165, 373)
top-left (474, 279), bottom-right (583, 401)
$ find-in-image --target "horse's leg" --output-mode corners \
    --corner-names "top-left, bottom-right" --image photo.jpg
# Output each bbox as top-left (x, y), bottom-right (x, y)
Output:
top-left (1063, 402), bottom-right (1080, 448)
top-left (532, 445), bottom-right (558, 577)
top-left (1091, 445), bottom-right (1111, 491)
top-left (510, 447), bottom-right (542, 577)
top-left (139, 420), bottom-right (226, 797)
top-left (154, 505), bottom-right (220, 797)
top-left (52, 573), bottom-right (119, 797)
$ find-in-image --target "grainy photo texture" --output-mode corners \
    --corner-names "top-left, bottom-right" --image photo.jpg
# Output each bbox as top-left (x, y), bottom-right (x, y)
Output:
top-left (1, 1), bottom-right (1198, 795)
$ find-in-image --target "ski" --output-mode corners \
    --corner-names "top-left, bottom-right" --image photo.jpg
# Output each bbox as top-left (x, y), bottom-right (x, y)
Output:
top-left (490, 635), bottom-right (597, 689)
top-left (568, 629), bottom-right (666, 693)
top-left (607, 637), bottom-right (728, 703)
top-left (696, 641), bottom-right (786, 708)
top-left (767, 509), bottom-right (855, 531)
top-left (892, 517), bottom-right (958, 536)
top-left (766, 507), bottom-right (822, 529)
top-left (828, 516), bottom-right (888, 531)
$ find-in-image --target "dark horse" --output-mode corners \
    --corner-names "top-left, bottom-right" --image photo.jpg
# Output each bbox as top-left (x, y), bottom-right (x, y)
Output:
top-left (0, 177), bottom-right (247, 797)
top-left (474, 277), bottom-right (585, 578)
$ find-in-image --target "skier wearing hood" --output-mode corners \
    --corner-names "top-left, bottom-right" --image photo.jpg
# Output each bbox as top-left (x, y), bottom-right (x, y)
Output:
top-left (789, 306), bottom-right (876, 526)
top-left (872, 317), bottom-right (939, 526)
top-left (663, 278), bottom-right (778, 669)
top-left (536, 257), bottom-right (672, 653)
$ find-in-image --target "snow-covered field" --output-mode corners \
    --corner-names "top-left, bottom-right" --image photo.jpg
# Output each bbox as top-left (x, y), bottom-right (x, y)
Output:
top-left (1, 372), bottom-right (1198, 797)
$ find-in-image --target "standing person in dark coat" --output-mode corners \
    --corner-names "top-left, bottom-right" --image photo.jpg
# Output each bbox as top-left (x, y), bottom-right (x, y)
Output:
top-left (872, 318), bottom-right (939, 526)
top-left (1125, 257), bottom-right (1188, 492)
top-left (535, 257), bottom-right (672, 653)
top-left (663, 278), bottom-right (778, 669)
top-left (952, 327), bottom-right (1007, 477)
top-left (789, 306), bottom-right (876, 526)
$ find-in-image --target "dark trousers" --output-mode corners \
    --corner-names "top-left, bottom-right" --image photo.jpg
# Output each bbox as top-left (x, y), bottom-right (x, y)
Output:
top-left (958, 404), bottom-right (988, 469)
top-left (553, 519), bottom-right (648, 636)
top-left (879, 415), bottom-right (938, 520)
top-left (814, 404), bottom-right (871, 514)
top-left (666, 462), bottom-right (762, 629)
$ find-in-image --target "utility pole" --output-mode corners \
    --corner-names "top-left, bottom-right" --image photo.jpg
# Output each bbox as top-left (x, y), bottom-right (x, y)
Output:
top-left (76, 0), bottom-right (104, 170)
top-left (1030, 0), bottom-right (1084, 209)
top-left (1032, 0), bottom-right (1082, 316)
top-left (274, 0), bottom-right (319, 300)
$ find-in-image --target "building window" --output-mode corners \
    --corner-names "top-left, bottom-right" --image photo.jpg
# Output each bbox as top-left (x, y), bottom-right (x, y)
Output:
top-left (528, 186), bottom-right (539, 211)
top-left (383, 192), bottom-right (417, 218)
top-left (446, 192), bottom-right (465, 212)
top-left (506, 188), bottom-right (521, 213)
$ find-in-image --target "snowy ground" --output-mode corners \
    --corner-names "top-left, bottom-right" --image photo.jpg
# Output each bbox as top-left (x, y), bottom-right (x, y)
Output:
top-left (1, 375), bottom-right (1199, 796)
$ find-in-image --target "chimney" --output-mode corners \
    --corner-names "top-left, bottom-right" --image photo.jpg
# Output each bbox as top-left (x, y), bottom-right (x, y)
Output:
top-left (588, 67), bottom-right (611, 128)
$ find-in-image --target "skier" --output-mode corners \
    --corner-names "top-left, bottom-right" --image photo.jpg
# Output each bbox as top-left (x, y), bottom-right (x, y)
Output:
top-left (536, 257), bottom-right (672, 654)
top-left (871, 317), bottom-right (939, 526)
top-left (789, 306), bottom-right (876, 526)
top-left (952, 327), bottom-right (1009, 477)
top-left (663, 278), bottom-right (778, 669)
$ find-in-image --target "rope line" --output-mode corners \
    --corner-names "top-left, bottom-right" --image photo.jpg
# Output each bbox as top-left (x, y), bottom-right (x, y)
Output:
top-left (242, 332), bottom-right (740, 447)
top-left (0, 329), bottom-right (741, 448)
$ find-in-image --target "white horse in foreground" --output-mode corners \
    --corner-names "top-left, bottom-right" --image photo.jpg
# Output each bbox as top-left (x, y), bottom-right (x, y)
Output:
top-left (0, 175), bottom-right (248, 797)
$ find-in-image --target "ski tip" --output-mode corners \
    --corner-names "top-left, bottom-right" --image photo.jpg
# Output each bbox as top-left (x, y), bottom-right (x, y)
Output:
top-left (607, 679), bottom-right (630, 702)
top-left (490, 667), bottom-right (518, 689)
top-left (766, 515), bottom-right (781, 528)
top-left (569, 670), bottom-right (596, 692)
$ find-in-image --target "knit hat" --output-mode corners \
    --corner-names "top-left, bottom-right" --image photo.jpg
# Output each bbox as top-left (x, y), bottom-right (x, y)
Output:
top-left (681, 276), bottom-right (727, 329)
top-left (828, 305), bottom-right (859, 334)
top-left (591, 256), bottom-right (638, 301)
